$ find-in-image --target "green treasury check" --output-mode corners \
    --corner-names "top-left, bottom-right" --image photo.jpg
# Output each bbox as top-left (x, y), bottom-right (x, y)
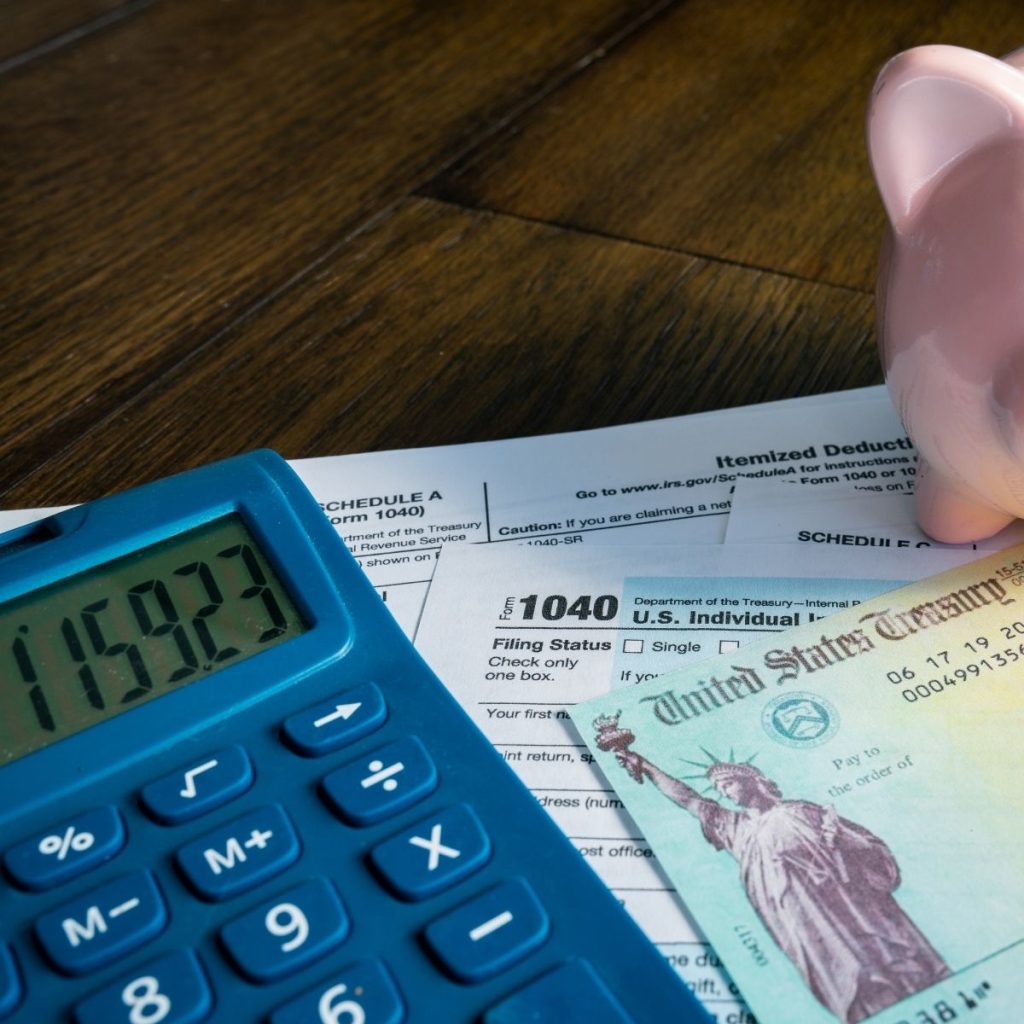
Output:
top-left (571, 546), bottom-right (1024, 1024)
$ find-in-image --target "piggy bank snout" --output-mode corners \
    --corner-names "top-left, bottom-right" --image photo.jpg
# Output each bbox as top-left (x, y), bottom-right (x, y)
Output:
top-left (869, 45), bottom-right (1024, 542)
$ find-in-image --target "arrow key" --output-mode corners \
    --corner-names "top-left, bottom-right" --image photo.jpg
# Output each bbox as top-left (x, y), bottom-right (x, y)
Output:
top-left (282, 682), bottom-right (387, 757)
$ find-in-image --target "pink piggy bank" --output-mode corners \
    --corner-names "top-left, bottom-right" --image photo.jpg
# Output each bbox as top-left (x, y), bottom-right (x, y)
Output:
top-left (868, 44), bottom-right (1024, 543)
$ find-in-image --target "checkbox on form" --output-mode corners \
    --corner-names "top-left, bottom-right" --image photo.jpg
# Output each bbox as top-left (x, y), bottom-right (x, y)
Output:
top-left (719, 640), bottom-right (740, 653)
top-left (622, 639), bottom-right (644, 654)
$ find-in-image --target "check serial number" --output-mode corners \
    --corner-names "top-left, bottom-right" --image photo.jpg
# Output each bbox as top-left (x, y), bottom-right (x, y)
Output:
top-left (887, 629), bottom-right (1024, 703)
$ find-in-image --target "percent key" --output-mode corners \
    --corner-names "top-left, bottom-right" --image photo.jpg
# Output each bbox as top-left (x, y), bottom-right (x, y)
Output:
top-left (4, 808), bottom-right (125, 890)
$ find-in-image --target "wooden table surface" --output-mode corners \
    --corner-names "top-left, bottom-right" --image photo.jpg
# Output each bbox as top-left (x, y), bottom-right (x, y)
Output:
top-left (3, 1), bottom-right (1023, 508)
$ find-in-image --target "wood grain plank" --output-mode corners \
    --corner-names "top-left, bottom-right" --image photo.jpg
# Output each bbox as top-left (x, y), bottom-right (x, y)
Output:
top-left (0, 0), bottom-right (660, 489)
top-left (0, 0), bottom-right (137, 65)
top-left (424, 0), bottom-right (1024, 292)
top-left (3, 198), bottom-right (878, 506)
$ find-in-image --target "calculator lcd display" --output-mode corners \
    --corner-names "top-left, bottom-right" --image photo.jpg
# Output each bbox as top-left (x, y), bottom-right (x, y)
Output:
top-left (0, 515), bottom-right (308, 764)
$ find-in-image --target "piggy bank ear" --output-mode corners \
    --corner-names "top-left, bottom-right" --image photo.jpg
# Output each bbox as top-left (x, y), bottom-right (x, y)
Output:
top-left (867, 45), bottom-right (1024, 232)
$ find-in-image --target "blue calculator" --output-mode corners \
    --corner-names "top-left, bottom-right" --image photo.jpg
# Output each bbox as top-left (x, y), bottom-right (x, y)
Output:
top-left (0, 451), bottom-right (709, 1024)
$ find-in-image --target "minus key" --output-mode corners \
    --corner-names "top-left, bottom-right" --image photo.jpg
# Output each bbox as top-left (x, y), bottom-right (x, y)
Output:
top-left (423, 878), bottom-right (550, 984)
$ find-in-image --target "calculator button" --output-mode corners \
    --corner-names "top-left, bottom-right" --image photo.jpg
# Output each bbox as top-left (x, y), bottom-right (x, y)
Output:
top-left (35, 870), bottom-right (167, 976)
top-left (268, 959), bottom-right (404, 1024)
top-left (73, 949), bottom-right (212, 1024)
top-left (369, 804), bottom-right (491, 901)
top-left (176, 804), bottom-right (300, 902)
top-left (483, 960), bottom-right (634, 1024)
top-left (140, 746), bottom-right (253, 825)
top-left (4, 806), bottom-right (125, 891)
top-left (322, 737), bottom-right (437, 826)
top-left (423, 878), bottom-right (549, 984)
top-left (282, 682), bottom-right (387, 757)
top-left (220, 877), bottom-right (349, 983)
top-left (0, 945), bottom-right (21, 1019)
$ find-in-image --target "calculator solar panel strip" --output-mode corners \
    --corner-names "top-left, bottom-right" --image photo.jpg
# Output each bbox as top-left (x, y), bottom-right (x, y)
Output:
top-left (0, 451), bottom-right (709, 1024)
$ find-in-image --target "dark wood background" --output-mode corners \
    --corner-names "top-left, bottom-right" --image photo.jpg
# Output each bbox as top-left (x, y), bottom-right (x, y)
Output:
top-left (3, 1), bottom-right (1023, 507)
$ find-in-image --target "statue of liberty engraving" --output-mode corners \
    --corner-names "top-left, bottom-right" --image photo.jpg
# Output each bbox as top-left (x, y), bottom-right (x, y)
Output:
top-left (593, 714), bottom-right (950, 1024)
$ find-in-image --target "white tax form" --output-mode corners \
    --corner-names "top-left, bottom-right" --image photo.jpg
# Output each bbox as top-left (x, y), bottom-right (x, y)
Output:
top-left (413, 541), bottom-right (978, 1021)
top-left (292, 389), bottom-right (902, 632)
